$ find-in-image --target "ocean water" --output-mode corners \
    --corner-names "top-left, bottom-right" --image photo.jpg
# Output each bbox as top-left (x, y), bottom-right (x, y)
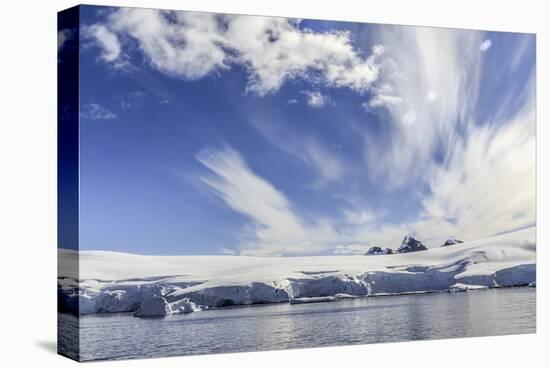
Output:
top-left (59, 287), bottom-right (536, 361)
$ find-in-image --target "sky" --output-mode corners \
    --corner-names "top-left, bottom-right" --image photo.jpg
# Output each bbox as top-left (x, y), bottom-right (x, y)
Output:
top-left (60, 5), bottom-right (536, 256)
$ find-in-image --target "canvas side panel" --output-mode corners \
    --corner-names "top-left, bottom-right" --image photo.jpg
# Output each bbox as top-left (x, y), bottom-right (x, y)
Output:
top-left (57, 5), bottom-right (80, 362)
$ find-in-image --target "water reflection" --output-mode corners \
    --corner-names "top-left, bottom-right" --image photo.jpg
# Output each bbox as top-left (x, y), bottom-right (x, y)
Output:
top-left (61, 287), bottom-right (535, 361)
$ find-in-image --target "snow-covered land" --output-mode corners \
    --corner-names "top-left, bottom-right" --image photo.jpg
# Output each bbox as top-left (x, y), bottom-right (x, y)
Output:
top-left (58, 227), bottom-right (536, 317)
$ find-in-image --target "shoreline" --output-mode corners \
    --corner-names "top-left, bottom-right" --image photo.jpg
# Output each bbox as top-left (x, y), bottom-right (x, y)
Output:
top-left (61, 282), bottom-right (535, 318)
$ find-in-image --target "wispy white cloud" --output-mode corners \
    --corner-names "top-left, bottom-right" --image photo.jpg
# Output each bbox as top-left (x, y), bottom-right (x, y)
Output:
top-left (303, 90), bottom-right (328, 108)
top-left (333, 243), bottom-right (368, 255)
top-left (364, 82), bottom-right (403, 110)
top-left (117, 90), bottom-right (146, 109)
top-left (338, 78), bottom-right (536, 250)
top-left (341, 27), bottom-right (535, 249)
top-left (88, 8), bottom-right (383, 96)
top-left (366, 93), bottom-right (402, 109)
top-left (361, 26), bottom-right (485, 188)
top-left (410, 93), bottom-right (536, 245)
top-left (302, 139), bottom-right (346, 186)
top-left (342, 208), bottom-right (376, 226)
top-left (218, 247), bottom-right (236, 255)
top-left (195, 84), bottom-right (534, 256)
top-left (80, 103), bottom-right (117, 120)
top-left (193, 146), bottom-right (404, 255)
top-left (251, 120), bottom-right (347, 186)
top-left (83, 24), bottom-right (122, 63)
top-left (509, 35), bottom-right (534, 71)
top-left (57, 29), bottom-right (73, 52)
top-left (196, 146), bottom-right (339, 256)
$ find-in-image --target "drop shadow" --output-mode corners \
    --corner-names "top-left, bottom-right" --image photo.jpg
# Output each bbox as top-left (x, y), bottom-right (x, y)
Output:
top-left (36, 340), bottom-right (57, 354)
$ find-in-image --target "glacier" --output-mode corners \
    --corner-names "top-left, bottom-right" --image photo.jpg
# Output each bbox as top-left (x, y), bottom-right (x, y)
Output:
top-left (58, 227), bottom-right (536, 317)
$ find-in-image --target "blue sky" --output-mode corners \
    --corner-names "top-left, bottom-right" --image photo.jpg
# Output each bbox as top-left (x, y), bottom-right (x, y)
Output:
top-left (64, 6), bottom-right (535, 256)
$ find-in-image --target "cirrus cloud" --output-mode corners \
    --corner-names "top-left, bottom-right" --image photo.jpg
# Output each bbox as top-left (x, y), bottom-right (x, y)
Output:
top-left (80, 103), bottom-right (117, 120)
top-left (196, 146), bottom-right (340, 256)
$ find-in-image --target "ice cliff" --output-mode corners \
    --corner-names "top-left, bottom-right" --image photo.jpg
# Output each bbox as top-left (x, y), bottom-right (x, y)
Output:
top-left (58, 227), bottom-right (536, 317)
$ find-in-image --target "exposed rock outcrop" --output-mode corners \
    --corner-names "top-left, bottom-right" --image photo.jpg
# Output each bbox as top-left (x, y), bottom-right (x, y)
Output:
top-left (442, 239), bottom-right (464, 247)
top-left (365, 246), bottom-right (394, 255)
top-left (396, 236), bottom-right (427, 253)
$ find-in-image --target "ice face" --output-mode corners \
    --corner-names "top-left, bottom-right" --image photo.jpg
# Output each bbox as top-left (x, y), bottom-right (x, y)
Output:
top-left (58, 227), bottom-right (536, 317)
top-left (133, 296), bottom-right (172, 318)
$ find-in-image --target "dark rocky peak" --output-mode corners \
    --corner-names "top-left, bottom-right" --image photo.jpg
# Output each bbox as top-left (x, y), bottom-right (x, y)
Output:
top-left (397, 236), bottom-right (427, 253)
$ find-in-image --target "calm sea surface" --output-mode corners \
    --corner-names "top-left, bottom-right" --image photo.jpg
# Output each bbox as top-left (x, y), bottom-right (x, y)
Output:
top-left (59, 287), bottom-right (536, 361)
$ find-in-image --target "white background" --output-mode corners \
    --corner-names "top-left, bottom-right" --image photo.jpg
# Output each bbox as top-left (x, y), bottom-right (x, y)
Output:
top-left (0, 0), bottom-right (547, 366)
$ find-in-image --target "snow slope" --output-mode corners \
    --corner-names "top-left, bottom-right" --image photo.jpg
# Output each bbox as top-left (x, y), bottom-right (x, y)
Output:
top-left (58, 227), bottom-right (536, 317)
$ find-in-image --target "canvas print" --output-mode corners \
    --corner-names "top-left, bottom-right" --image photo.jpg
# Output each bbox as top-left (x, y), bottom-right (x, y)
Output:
top-left (57, 5), bottom-right (536, 362)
